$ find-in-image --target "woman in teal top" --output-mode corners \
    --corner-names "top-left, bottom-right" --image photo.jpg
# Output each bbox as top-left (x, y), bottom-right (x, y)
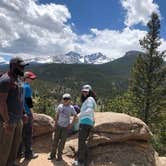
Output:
top-left (73, 84), bottom-right (97, 166)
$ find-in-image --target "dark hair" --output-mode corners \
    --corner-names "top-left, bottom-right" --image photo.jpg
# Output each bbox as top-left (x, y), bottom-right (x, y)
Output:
top-left (81, 90), bottom-right (97, 103)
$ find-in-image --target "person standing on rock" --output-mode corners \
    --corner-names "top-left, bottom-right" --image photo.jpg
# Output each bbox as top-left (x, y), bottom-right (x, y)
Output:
top-left (48, 93), bottom-right (77, 161)
top-left (73, 84), bottom-right (97, 166)
top-left (0, 57), bottom-right (29, 166)
top-left (18, 71), bottom-right (38, 160)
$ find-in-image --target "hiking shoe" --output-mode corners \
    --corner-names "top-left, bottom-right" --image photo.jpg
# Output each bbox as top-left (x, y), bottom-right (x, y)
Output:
top-left (17, 152), bottom-right (24, 159)
top-left (48, 155), bottom-right (55, 160)
top-left (56, 156), bottom-right (63, 161)
top-left (25, 153), bottom-right (38, 160)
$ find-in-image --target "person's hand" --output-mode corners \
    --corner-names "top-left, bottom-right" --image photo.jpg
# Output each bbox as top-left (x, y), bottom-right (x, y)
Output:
top-left (3, 122), bottom-right (13, 135)
top-left (30, 113), bottom-right (34, 120)
top-left (93, 120), bottom-right (95, 125)
top-left (22, 114), bottom-right (29, 124)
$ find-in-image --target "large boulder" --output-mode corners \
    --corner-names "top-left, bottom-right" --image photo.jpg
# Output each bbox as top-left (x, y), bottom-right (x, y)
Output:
top-left (65, 112), bottom-right (162, 166)
top-left (32, 113), bottom-right (54, 137)
top-left (89, 112), bottom-right (152, 147)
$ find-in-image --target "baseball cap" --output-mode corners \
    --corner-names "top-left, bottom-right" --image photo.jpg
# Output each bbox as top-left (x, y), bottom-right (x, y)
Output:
top-left (81, 84), bottom-right (92, 92)
top-left (24, 71), bottom-right (37, 79)
top-left (10, 57), bottom-right (29, 66)
top-left (62, 93), bottom-right (71, 99)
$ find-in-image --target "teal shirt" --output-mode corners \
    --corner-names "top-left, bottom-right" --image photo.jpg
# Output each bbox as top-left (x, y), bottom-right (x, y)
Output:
top-left (79, 97), bottom-right (96, 126)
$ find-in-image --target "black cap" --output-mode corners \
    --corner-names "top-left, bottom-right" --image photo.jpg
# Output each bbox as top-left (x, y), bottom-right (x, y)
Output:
top-left (10, 57), bottom-right (29, 66)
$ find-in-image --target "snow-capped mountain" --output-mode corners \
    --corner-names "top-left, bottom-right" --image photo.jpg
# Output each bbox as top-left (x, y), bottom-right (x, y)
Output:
top-left (0, 51), bottom-right (111, 65)
top-left (84, 52), bottom-right (110, 64)
top-left (52, 51), bottom-right (83, 64)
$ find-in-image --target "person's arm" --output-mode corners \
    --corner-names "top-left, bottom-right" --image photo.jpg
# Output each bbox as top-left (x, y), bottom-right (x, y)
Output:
top-left (0, 93), bottom-right (12, 134)
top-left (25, 97), bottom-right (33, 108)
top-left (54, 105), bottom-right (60, 128)
top-left (68, 108), bottom-right (77, 129)
top-left (54, 111), bottom-right (59, 128)
top-left (24, 84), bottom-right (34, 120)
top-left (0, 93), bottom-right (9, 122)
top-left (70, 114), bottom-right (77, 127)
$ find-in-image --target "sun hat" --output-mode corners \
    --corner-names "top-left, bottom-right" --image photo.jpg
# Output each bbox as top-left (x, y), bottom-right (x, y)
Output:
top-left (81, 84), bottom-right (92, 92)
top-left (24, 71), bottom-right (37, 79)
top-left (62, 93), bottom-right (71, 99)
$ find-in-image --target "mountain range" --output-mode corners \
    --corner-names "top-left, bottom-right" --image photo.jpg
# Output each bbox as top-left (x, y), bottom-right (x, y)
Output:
top-left (0, 51), bottom-right (111, 65)
top-left (24, 50), bottom-right (141, 97)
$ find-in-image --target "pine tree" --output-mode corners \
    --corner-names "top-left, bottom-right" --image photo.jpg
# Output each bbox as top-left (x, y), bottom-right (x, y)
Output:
top-left (129, 13), bottom-right (166, 125)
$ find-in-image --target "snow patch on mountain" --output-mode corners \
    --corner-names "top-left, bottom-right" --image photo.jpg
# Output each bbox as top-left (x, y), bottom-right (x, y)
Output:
top-left (0, 51), bottom-right (111, 65)
top-left (84, 52), bottom-right (110, 64)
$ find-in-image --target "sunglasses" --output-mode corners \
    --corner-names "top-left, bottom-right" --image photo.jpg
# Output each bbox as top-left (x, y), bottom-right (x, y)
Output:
top-left (63, 98), bottom-right (71, 100)
top-left (82, 91), bottom-right (89, 93)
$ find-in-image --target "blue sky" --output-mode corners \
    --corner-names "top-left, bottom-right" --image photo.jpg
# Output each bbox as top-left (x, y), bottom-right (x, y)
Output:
top-left (39, 0), bottom-right (125, 34)
top-left (39, 0), bottom-right (166, 38)
top-left (0, 0), bottom-right (166, 59)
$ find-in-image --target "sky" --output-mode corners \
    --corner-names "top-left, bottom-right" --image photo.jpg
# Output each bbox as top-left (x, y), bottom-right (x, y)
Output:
top-left (0, 0), bottom-right (166, 59)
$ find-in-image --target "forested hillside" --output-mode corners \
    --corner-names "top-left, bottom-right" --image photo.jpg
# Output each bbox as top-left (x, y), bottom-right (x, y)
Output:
top-left (28, 50), bottom-right (140, 98)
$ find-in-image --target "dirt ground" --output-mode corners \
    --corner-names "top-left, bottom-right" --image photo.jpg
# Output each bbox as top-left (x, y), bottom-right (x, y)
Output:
top-left (18, 135), bottom-right (74, 166)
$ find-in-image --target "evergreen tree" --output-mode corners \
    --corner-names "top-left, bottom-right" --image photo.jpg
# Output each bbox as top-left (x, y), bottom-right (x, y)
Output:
top-left (129, 12), bottom-right (166, 125)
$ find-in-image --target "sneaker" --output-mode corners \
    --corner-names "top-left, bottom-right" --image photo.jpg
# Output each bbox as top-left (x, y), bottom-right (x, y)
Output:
top-left (25, 153), bottom-right (38, 160)
top-left (72, 160), bottom-right (84, 166)
top-left (72, 160), bottom-right (78, 166)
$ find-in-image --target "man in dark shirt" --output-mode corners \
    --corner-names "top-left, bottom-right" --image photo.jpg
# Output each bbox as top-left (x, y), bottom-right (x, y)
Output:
top-left (0, 57), bottom-right (29, 166)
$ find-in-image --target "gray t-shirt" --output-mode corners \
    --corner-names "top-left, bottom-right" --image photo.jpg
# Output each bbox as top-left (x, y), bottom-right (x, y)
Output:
top-left (56, 104), bottom-right (77, 127)
top-left (0, 73), bottom-right (24, 123)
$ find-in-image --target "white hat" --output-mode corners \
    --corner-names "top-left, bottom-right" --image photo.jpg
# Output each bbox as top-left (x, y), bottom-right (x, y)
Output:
top-left (62, 93), bottom-right (71, 99)
top-left (81, 84), bottom-right (92, 92)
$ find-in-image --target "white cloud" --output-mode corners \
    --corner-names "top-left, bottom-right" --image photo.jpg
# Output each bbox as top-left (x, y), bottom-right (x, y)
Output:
top-left (121, 0), bottom-right (160, 27)
top-left (0, 0), bottom-right (165, 61)
top-left (77, 28), bottom-right (146, 58)
top-left (0, 0), bottom-right (77, 55)
top-left (77, 27), bottom-right (166, 59)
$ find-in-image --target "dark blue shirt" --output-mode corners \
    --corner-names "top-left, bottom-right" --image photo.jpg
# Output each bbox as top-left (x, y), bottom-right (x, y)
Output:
top-left (0, 73), bottom-right (24, 123)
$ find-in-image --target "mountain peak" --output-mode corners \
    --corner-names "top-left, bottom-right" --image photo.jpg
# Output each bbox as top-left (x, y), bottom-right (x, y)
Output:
top-left (0, 50), bottom-right (142, 65)
top-left (65, 51), bottom-right (82, 58)
top-left (124, 50), bottom-right (142, 57)
top-left (84, 52), bottom-right (111, 64)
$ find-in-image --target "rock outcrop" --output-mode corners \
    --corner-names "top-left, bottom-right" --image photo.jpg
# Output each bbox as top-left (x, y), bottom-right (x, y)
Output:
top-left (65, 112), bottom-right (163, 166)
top-left (29, 112), bottom-right (165, 166)
top-left (159, 157), bottom-right (166, 166)
top-left (32, 113), bottom-right (54, 137)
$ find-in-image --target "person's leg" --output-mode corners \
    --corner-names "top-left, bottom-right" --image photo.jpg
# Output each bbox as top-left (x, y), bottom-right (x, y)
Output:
top-left (0, 122), bottom-right (16, 166)
top-left (17, 124), bottom-right (25, 158)
top-left (49, 126), bottom-right (61, 159)
top-left (24, 118), bottom-right (33, 159)
top-left (78, 124), bottom-right (92, 165)
top-left (57, 127), bottom-right (68, 159)
top-left (6, 120), bottom-right (23, 166)
top-left (17, 139), bottom-right (24, 158)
